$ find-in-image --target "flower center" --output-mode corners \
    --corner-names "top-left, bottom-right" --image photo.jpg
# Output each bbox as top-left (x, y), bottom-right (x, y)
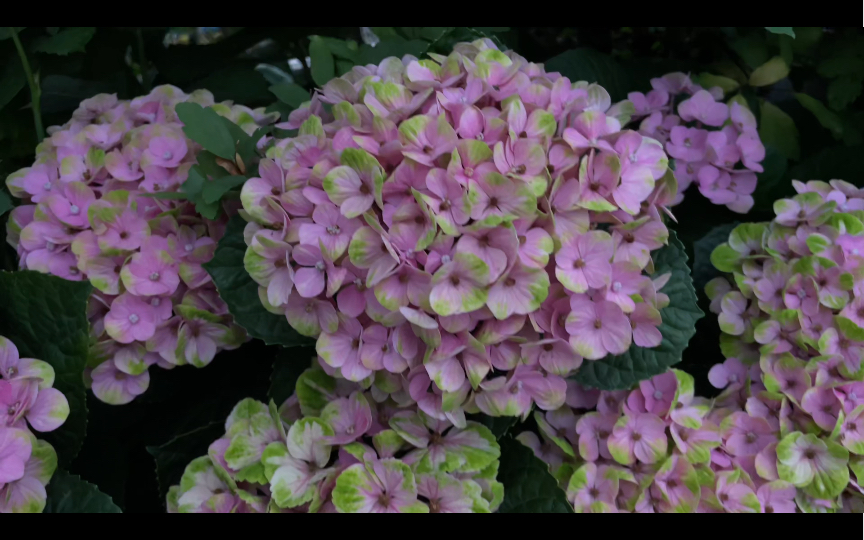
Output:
top-left (326, 225), bottom-right (341, 236)
top-left (150, 272), bottom-right (160, 281)
top-left (765, 505), bottom-right (774, 514)
top-left (513, 165), bottom-right (526, 175)
top-left (271, 187), bottom-right (281, 196)
top-left (351, 339), bottom-right (360, 349)
top-left (114, 371), bottom-right (125, 381)
top-left (804, 450), bottom-right (817, 460)
top-left (510, 381), bottom-right (523, 395)
top-left (7, 367), bottom-right (17, 377)
top-left (120, 232), bottom-right (129, 240)
top-left (163, 151), bottom-right (173, 161)
top-left (441, 255), bottom-right (451, 265)
top-left (151, 298), bottom-right (161, 307)
top-left (315, 261), bottom-right (325, 271)
top-left (185, 243), bottom-right (195, 252)
top-left (543, 343), bottom-right (554, 352)
top-left (573, 259), bottom-right (586, 269)
top-left (43, 182), bottom-right (52, 191)
top-left (69, 205), bottom-right (80, 215)
top-left (588, 488), bottom-right (600, 499)
top-left (129, 314), bottom-right (140, 324)
top-left (745, 432), bottom-right (757, 444)
top-left (429, 499), bottom-right (441, 513)
top-left (594, 320), bottom-right (602, 330)
top-left (505, 278), bottom-right (516, 287)
top-left (797, 289), bottom-right (807, 299)
top-left (653, 390), bottom-right (663, 400)
top-left (464, 167), bottom-right (474, 178)
top-left (631, 432), bottom-right (642, 442)
top-left (377, 493), bottom-right (391, 508)
top-left (488, 197), bottom-right (499, 207)
top-left (423, 145), bottom-right (434, 154)
top-left (46, 241), bottom-right (56, 250)
top-left (450, 276), bottom-right (461, 287)
top-left (612, 282), bottom-right (623, 292)
top-left (359, 184), bottom-right (371, 195)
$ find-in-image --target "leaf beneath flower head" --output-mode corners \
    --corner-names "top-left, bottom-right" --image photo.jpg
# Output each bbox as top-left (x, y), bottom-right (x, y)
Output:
top-left (204, 216), bottom-right (313, 347)
top-left (147, 422), bottom-right (226, 501)
top-left (0, 271), bottom-right (91, 467)
top-left (175, 102), bottom-right (237, 160)
top-left (544, 48), bottom-right (631, 101)
top-left (497, 436), bottom-right (572, 513)
top-left (32, 27), bottom-right (95, 56)
top-left (765, 27), bottom-right (796, 38)
top-left (0, 189), bottom-right (12, 217)
top-left (574, 231), bottom-right (703, 390)
top-left (44, 470), bottom-right (122, 513)
top-left (692, 222), bottom-right (739, 294)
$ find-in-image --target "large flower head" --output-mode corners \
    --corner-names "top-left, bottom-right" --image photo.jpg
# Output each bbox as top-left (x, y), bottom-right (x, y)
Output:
top-left (5, 85), bottom-right (265, 404)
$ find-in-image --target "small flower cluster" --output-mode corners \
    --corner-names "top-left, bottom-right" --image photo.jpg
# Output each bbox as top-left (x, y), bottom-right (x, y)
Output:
top-left (627, 72), bottom-right (765, 213)
top-left (0, 336), bottom-right (69, 513)
top-left (521, 369), bottom-right (815, 513)
top-left (168, 366), bottom-right (502, 513)
top-left (4, 86), bottom-right (270, 404)
top-left (703, 179), bottom-right (864, 512)
top-left (241, 39), bottom-right (676, 428)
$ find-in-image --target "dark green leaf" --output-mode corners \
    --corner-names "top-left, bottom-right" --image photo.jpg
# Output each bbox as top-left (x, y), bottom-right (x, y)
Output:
top-left (497, 436), bottom-right (571, 513)
top-left (356, 39), bottom-right (429, 66)
top-left (136, 192), bottom-right (188, 200)
top-left (45, 470), bottom-right (122, 513)
top-left (40, 75), bottom-right (115, 115)
top-left (796, 93), bottom-right (844, 139)
top-left (269, 349), bottom-right (314, 405)
top-left (789, 145), bottom-right (864, 182)
top-left (0, 271), bottom-right (91, 466)
top-left (468, 414), bottom-right (516, 440)
top-left (202, 175), bottom-right (247, 204)
top-left (204, 216), bottom-right (314, 347)
top-left (320, 37), bottom-right (359, 62)
top-left (0, 28), bottom-right (25, 40)
top-left (269, 83), bottom-right (310, 109)
top-left (32, 27), bottom-right (95, 55)
top-left (0, 59), bottom-right (25, 112)
top-left (729, 35), bottom-right (771, 70)
top-left (692, 223), bottom-right (739, 294)
top-left (310, 36), bottom-right (335, 87)
top-left (574, 231), bottom-right (703, 390)
top-left (255, 63), bottom-right (294, 85)
top-left (749, 56), bottom-right (789, 87)
top-left (175, 102), bottom-right (236, 160)
top-left (752, 144), bottom-right (791, 213)
top-left (147, 422), bottom-right (225, 500)
top-left (765, 27), bottom-right (796, 38)
top-left (0, 190), bottom-right (12, 217)
top-left (544, 48), bottom-right (631, 101)
top-left (759, 101), bottom-right (799, 161)
top-left (828, 76), bottom-right (863, 112)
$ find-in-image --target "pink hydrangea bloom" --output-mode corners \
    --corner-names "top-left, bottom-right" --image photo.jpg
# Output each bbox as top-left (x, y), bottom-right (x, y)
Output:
top-left (5, 86), bottom-right (268, 404)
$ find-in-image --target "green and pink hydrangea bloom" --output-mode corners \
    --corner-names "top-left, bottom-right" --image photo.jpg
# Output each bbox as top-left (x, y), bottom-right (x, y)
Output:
top-left (0, 336), bottom-right (67, 514)
top-left (5, 86), bottom-right (264, 404)
top-left (239, 39), bottom-right (683, 428)
top-left (168, 366), bottom-right (502, 513)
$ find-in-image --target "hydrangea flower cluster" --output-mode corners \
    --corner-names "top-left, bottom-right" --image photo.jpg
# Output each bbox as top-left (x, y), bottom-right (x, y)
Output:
top-left (627, 72), bottom-right (765, 213)
top-left (240, 38), bottom-right (677, 428)
top-left (520, 369), bottom-right (816, 513)
top-left (168, 366), bottom-right (502, 513)
top-left (4, 86), bottom-right (271, 404)
top-left (0, 336), bottom-right (69, 513)
top-left (703, 179), bottom-right (864, 512)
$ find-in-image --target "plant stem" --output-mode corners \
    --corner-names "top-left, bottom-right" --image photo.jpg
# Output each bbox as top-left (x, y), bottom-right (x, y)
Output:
top-left (136, 28), bottom-right (151, 93)
top-left (9, 27), bottom-right (44, 142)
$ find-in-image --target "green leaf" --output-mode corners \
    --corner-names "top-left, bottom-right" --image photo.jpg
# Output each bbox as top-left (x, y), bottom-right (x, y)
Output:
top-left (497, 436), bottom-right (571, 513)
top-left (759, 101), bottom-right (799, 161)
top-left (309, 36), bottom-right (335, 87)
top-left (136, 192), bottom-right (188, 200)
top-left (44, 470), bottom-right (122, 513)
top-left (175, 102), bottom-right (236, 160)
top-left (269, 349), bottom-right (313, 405)
top-left (0, 59), bottom-right (25, 112)
top-left (255, 63), bottom-right (294, 85)
top-left (0, 28), bottom-right (25, 40)
top-left (356, 38), bottom-right (429, 66)
top-left (32, 27), bottom-right (95, 55)
top-left (0, 189), bottom-right (12, 217)
top-left (692, 223), bottom-right (739, 294)
top-left (204, 216), bottom-right (314, 347)
top-left (0, 271), bottom-right (91, 467)
top-left (827, 76), bottom-right (863, 111)
top-left (269, 83), bottom-right (310, 109)
top-left (147, 422), bottom-right (225, 501)
top-left (765, 27), bottom-right (796, 38)
top-left (468, 414), bottom-right (517, 440)
top-left (202, 175), bottom-right (247, 204)
top-left (544, 48), bottom-right (631, 101)
top-left (574, 231), bottom-right (703, 390)
top-left (796, 93), bottom-right (844, 139)
top-left (749, 56), bottom-right (789, 87)
top-left (752, 145), bottom-right (791, 212)
top-left (790, 145), bottom-right (864, 182)
top-left (40, 75), bottom-right (114, 115)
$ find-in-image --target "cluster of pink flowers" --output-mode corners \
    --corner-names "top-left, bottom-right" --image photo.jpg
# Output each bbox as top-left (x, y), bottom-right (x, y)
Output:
top-left (0, 336), bottom-right (69, 513)
top-left (168, 366), bottom-right (502, 513)
top-left (520, 367), bottom-right (849, 513)
top-left (701, 179), bottom-right (864, 512)
top-left (240, 38), bottom-right (677, 428)
top-left (627, 72), bottom-right (765, 213)
top-left (4, 86), bottom-right (274, 404)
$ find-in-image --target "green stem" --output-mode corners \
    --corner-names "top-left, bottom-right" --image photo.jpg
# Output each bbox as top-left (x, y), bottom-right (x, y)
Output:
top-left (136, 28), bottom-right (151, 93)
top-left (9, 27), bottom-right (44, 142)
